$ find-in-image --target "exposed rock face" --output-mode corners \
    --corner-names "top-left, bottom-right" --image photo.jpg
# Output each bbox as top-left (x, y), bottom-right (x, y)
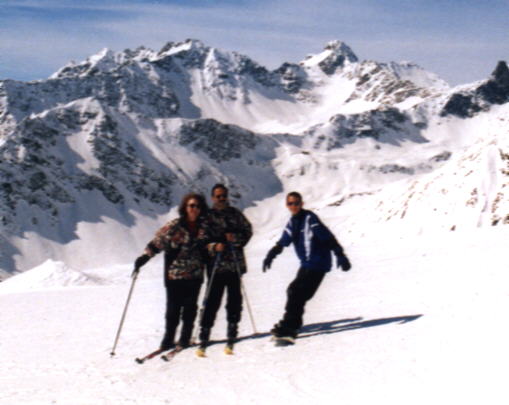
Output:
top-left (477, 61), bottom-right (509, 104)
top-left (0, 103), bottom-right (178, 233)
top-left (0, 67), bottom-right (180, 139)
top-left (179, 119), bottom-right (258, 163)
top-left (441, 61), bottom-right (509, 118)
top-left (307, 108), bottom-right (427, 150)
top-left (317, 40), bottom-right (359, 75)
top-left (344, 60), bottom-right (440, 106)
top-left (274, 63), bottom-right (305, 94)
top-left (0, 39), bottom-right (508, 277)
top-left (441, 93), bottom-right (483, 118)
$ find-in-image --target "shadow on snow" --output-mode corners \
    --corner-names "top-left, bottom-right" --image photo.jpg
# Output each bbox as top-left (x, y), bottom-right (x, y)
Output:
top-left (207, 314), bottom-right (423, 346)
top-left (297, 314), bottom-right (423, 340)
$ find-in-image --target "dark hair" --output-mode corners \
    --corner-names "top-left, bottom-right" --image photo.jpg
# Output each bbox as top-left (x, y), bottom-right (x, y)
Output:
top-left (178, 193), bottom-right (208, 219)
top-left (211, 183), bottom-right (228, 196)
top-left (286, 191), bottom-right (303, 202)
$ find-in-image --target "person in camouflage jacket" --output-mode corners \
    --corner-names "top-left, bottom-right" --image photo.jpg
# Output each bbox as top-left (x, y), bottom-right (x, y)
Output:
top-left (198, 184), bottom-right (253, 350)
top-left (133, 192), bottom-right (222, 350)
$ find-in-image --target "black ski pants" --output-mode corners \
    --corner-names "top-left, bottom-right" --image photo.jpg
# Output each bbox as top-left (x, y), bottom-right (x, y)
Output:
top-left (163, 278), bottom-right (202, 347)
top-left (279, 267), bottom-right (326, 331)
top-left (200, 271), bottom-right (242, 328)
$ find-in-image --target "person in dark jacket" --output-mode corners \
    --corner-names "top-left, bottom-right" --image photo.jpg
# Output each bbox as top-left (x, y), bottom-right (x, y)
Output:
top-left (262, 191), bottom-right (351, 340)
top-left (133, 193), bottom-right (221, 350)
top-left (198, 184), bottom-right (253, 350)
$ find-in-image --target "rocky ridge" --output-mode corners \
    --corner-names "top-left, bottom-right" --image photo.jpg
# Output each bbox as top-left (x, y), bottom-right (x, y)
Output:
top-left (0, 39), bottom-right (508, 277)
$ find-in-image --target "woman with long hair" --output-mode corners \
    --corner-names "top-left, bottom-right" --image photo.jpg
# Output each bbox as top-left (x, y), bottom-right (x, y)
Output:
top-left (134, 192), bottom-right (222, 350)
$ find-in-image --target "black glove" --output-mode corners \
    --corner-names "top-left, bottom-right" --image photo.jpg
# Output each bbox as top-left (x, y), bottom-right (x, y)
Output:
top-left (132, 254), bottom-right (150, 277)
top-left (263, 244), bottom-right (283, 272)
top-left (335, 253), bottom-right (351, 272)
top-left (331, 240), bottom-right (351, 272)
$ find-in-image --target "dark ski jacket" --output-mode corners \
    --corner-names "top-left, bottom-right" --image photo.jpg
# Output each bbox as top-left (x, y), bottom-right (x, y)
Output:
top-left (207, 206), bottom-right (253, 274)
top-left (277, 209), bottom-right (342, 272)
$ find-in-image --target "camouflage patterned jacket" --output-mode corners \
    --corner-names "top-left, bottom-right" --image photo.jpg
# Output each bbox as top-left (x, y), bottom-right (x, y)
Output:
top-left (144, 217), bottom-right (213, 282)
top-left (208, 206), bottom-right (253, 274)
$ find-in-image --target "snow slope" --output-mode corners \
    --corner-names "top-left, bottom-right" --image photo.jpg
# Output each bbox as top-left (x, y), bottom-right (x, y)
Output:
top-left (1, 208), bottom-right (508, 405)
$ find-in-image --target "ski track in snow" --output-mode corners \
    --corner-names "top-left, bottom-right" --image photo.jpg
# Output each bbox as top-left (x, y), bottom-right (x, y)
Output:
top-left (1, 225), bottom-right (508, 405)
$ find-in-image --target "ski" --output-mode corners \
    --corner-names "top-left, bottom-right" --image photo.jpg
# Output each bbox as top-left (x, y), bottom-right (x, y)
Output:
top-left (135, 348), bottom-right (166, 364)
top-left (274, 336), bottom-right (295, 347)
top-left (161, 345), bottom-right (185, 362)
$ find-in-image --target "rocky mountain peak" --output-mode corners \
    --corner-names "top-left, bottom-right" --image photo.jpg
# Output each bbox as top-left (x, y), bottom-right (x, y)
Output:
top-left (50, 48), bottom-right (120, 79)
top-left (476, 60), bottom-right (509, 105)
top-left (121, 46), bottom-right (154, 62)
top-left (302, 40), bottom-right (358, 75)
top-left (157, 38), bottom-right (208, 58)
top-left (441, 60), bottom-right (509, 118)
top-left (324, 40), bottom-right (358, 63)
top-left (492, 61), bottom-right (509, 84)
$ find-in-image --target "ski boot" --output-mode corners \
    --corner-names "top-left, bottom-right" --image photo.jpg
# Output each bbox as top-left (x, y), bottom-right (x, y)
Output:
top-left (160, 332), bottom-right (176, 351)
top-left (225, 322), bottom-right (238, 355)
top-left (270, 322), bottom-right (297, 346)
top-left (196, 327), bottom-right (210, 357)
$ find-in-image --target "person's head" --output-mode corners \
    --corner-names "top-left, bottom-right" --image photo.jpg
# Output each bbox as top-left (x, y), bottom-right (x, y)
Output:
top-left (179, 193), bottom-right (208, 222)
top-left (286, 191), bottom-right (303, 216)
top-left (211, 183), bottom-right (229, 210)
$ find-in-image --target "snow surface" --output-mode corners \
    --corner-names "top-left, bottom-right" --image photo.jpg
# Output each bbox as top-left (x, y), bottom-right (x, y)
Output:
top-left (1, 199), bottom-right (508, 405)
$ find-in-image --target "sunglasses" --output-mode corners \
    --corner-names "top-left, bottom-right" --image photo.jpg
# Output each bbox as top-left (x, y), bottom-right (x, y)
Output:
top-left (187, 204), bottom-right (200, 209)
top-left (287, 201), bottom-right (301, 206)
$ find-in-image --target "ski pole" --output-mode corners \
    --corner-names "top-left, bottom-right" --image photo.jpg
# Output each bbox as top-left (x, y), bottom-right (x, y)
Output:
top-left (193, 252), bottom-right (222, 342)
top-left (229, 244), bottom-right (258, 335)
top-left (110, 270), bottom-right (139, 357)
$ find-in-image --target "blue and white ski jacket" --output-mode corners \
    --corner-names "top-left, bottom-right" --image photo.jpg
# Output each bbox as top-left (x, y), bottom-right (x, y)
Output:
top-left (277, 209), bottom-right (337, 272)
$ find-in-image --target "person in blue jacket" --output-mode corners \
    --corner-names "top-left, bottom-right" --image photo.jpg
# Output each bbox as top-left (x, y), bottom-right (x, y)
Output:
top-left (262, 191), bottom-right (351, 340)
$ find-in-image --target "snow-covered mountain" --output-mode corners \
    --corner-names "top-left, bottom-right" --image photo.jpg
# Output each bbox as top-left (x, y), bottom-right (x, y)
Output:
top-left (1, 39), bottom-right (508, 278)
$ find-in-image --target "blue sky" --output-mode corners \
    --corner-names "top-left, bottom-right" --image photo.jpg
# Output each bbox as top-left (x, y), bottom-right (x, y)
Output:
top-left (1, 0), bottom-right (508, 85)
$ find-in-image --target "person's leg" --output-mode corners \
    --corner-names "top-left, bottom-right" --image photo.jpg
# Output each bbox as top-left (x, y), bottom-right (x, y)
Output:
top-left (199, 274), bottom-right (227, 347)
top-left (179, 279), bottom-right (202, 347)
top-left (225, 272), bottom-right (242, 344)
top-left (161, 282), bottom-right (183, 349)
top-left (274, 268), bottom-right (325, 337)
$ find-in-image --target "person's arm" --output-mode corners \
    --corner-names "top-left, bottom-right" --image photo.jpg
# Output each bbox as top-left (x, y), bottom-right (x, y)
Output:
top-left (227, 209), bottom-right (253, 248)
top-left (307, 212), bottom-right (334, 242)
top-left (329, 236), bottom-right (352, 272)
top-left (308, 212), bottom-right (352, 271)
top-left (204, 216), bottom-right (227, 254)
top-left (262, 220), bottom-right (292, 272)
top-left (132, 221), bottom-right (175, 276)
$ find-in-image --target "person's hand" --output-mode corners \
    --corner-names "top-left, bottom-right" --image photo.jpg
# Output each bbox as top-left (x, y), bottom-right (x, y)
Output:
top-left (262, 244), bottom-right (283, 272)
top-left (336, 254), bottom-right (351, 272)
top-left (132, 254), bottom-right (150, 277)
top-left (262, 257), bottom-right (272, 272)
